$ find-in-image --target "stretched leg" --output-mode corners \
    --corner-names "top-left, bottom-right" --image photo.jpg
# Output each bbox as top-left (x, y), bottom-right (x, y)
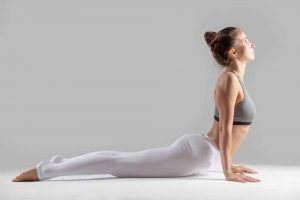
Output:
top-left (34, 147), bottom-right (194, 180)
top-left (12, 133), bottom-right (213, 181)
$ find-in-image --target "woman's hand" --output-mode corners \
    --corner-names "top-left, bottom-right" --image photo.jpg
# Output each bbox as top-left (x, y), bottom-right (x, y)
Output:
top-left (231, 165), bottom-right (258, 174)
top-left (224, 171), bottom-right (261, 183)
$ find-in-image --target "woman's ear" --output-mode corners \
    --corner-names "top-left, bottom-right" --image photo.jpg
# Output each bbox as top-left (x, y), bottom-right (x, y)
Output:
top-left (227, 48), bottom-right (238, 59)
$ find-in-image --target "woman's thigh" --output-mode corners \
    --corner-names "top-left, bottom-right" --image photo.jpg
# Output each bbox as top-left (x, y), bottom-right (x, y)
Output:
top-left (112, 133), bottom-right (216, 178)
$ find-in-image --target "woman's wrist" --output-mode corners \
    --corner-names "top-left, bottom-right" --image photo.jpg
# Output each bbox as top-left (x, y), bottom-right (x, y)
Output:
top-left (223, 169), bottom-right (233, 175)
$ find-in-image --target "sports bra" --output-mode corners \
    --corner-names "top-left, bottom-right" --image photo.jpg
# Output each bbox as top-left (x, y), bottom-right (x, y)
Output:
top-left (214, 70), bottom-right (256, 125)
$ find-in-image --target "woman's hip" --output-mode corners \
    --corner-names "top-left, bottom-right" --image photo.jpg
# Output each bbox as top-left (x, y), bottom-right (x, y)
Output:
top-left (169, 133), bottom-right (220, 168)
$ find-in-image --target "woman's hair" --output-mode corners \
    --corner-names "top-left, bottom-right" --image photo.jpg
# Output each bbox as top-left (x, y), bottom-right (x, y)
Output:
top-left (204, 27), bottom-right (241, 67)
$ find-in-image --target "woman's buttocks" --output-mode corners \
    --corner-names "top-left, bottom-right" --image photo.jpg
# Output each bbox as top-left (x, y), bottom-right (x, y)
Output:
top-left (170, 133), bottom-right (219, 170)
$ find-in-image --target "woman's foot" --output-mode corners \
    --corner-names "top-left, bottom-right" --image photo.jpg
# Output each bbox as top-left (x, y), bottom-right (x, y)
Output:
top-left (12, 168), bottom-right (40, 182)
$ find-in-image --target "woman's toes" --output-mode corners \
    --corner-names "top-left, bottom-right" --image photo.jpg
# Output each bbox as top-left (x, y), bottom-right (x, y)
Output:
top-left (12, 168), bottom-right (39, 182)
top-left (12, 177), bottom-right (20, 182)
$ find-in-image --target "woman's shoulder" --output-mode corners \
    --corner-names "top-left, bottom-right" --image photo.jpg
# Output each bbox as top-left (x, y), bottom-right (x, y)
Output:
top-left (215, 71), bottom-right (239, 91)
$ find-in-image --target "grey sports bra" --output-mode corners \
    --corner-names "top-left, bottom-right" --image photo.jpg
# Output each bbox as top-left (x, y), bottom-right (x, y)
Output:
top-left (214, 70), bottom-right (256, 125)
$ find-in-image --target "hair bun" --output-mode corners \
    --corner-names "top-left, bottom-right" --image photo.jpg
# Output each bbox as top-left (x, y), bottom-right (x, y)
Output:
top-left (204, 27), bottom-right (239, 67)
top-left (204, 31), bottom-right (218, 47)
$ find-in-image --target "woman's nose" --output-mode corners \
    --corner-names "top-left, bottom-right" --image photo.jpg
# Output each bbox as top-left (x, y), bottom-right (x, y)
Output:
top-left (252, 43), bottom-right (256, 48)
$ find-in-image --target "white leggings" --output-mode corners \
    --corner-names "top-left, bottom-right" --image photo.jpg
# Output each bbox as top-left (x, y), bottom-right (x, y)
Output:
top-left (36, 133), bottom-right (221, 180)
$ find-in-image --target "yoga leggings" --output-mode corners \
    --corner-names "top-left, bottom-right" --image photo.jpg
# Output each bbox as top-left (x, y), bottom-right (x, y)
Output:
top-left (36, 133), bottom-right (222, 180)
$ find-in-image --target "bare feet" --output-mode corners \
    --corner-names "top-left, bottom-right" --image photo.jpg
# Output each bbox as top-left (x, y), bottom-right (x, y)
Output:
top-left (12, 168), bottom-right (40, 182)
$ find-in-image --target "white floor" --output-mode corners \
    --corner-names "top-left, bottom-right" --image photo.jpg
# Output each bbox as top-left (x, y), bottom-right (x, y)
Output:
top-left (1, 164), bottom-right (299, 200)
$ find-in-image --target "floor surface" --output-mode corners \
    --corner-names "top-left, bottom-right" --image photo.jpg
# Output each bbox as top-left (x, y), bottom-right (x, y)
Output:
top-left (1, 164), bottom-right (299, 200)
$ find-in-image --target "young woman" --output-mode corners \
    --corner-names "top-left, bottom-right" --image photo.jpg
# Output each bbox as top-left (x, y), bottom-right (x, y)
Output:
top-left (12, 26), bottom-right (260, 183)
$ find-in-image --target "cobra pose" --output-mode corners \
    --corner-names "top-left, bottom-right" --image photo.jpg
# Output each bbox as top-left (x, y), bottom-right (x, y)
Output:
top-left (12, 27), bottom-right (260, 183)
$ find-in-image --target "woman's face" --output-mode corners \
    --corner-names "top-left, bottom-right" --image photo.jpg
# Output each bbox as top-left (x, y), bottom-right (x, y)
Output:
top-left (230, 31), bottom-right (256, 61)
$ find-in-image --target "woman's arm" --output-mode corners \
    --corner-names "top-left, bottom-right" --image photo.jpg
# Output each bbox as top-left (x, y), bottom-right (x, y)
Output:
top-left (215, 72), bottom-right (237, 174)
top-left (215, 72), bottom-right (260, 183)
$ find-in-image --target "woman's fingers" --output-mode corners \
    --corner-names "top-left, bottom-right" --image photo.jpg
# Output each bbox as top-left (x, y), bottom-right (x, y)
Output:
top-left (243, 166), bottom-right (258, 174)
top-left (236, 177), bottom-right (247, 183)
top-left (240, 174), bottom-right (261, 182)
top-left (225, 171), bottom-right (261, 183)
top-left (228, 176), bottom-right (247, 183)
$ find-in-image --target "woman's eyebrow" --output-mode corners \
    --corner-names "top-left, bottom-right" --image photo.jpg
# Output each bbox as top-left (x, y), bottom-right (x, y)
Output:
top-left (241, 37), bottom-right (248, 42)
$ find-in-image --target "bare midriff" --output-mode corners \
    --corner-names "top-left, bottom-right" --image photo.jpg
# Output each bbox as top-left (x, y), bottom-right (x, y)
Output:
top-left (207, 119), bottom-right (250, 156)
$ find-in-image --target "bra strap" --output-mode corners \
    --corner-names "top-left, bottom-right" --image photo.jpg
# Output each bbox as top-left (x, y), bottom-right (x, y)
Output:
top-left (227, 70), bottom-right (243, 84)
top-left (226, 70), bottom-right (245, 97)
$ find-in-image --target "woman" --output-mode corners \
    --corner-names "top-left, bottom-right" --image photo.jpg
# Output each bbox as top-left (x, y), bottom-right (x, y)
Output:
top-left (12, 26), bottom-right (261, 183)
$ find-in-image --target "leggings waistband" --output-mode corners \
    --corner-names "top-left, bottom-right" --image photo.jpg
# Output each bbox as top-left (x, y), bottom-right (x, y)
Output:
top-left (201, 133), bottom-right (219, 153)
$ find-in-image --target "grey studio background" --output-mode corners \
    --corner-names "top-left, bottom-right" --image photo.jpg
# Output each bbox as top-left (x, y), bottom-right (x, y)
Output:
top-left (0, 0), bottom-right (298, 171)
